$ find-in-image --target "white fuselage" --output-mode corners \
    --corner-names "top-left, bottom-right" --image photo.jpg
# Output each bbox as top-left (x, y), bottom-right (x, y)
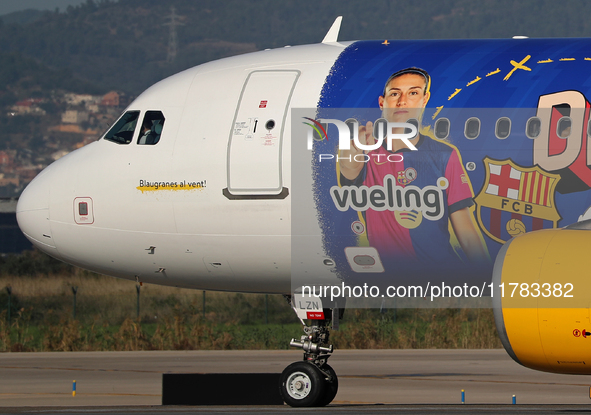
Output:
top-left (16, 42), bottom-right (349, 293)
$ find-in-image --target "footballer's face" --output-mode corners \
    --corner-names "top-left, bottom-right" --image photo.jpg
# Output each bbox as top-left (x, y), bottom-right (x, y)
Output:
top-left (379, 73), bottom-right (430, 123)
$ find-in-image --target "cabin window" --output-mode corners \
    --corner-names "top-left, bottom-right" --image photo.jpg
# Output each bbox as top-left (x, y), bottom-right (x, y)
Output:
top-left (406, 118), bottom-right (419, 137)
top-left (557, 116), bottom-right (571, 139)
top-left (495, 117), bottom-right (511, 139)
top-left (434, 118), bottom-right (450, 139)
top-left (345, 118), bottom-right (359, 141)
top-left (464, 117), bottom-right (480, 140)
top-left (103, 111), bottom-right (140, 144)
top-left (526, 117), bottom-right (541, 139)
top-left (371, 118), bottom-right (388, 141)
top-left (137, 111), bottom-right (165, 145)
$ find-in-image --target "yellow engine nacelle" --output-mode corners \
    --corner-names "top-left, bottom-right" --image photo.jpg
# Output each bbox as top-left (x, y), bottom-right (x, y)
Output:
top-left (493, 226), bottom-right (591, 375)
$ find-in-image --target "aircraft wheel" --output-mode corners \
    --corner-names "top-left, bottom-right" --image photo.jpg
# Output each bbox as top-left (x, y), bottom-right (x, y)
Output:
top-left (318, 364), bottom-right (338, 406)
top-left (279, 361), bottom-right (326, 407)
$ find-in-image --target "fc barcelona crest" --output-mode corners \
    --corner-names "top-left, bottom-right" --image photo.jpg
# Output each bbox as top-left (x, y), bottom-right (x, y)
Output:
top-left (475, 157), bottom-right (562, 244)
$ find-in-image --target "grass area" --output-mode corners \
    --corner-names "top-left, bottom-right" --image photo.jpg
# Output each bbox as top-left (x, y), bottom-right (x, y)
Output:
top-left (0, 251), bottom-right (502, 352)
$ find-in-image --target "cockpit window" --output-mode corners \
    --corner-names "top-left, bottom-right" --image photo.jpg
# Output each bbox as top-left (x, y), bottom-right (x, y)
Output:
top-left (137, 111), bottom-right (165, 145)
top-left (103, 111), bottom-right (140, 144)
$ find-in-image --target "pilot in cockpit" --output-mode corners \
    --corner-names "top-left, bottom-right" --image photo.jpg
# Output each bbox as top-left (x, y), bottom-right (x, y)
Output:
top-left (138, 118), bottom-right (157, 145)
top-left (138, 112), bottom-right (164, 145)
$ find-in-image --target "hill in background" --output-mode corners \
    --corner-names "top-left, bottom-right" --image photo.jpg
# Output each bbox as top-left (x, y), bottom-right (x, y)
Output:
top-left (0, 0), bottom-right (591, 200)
top-left (1, 0), bottom-right (591, 96)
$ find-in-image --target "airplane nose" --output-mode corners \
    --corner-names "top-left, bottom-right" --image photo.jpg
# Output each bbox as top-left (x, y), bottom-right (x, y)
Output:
top-left (16, 169), bottom-right (56, 250)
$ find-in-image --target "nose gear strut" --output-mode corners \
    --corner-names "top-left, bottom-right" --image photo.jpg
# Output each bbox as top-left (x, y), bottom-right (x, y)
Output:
top-left (279, 295), bottom-right (341, 407)
top-left (290, 325), bottom-right (334, 364)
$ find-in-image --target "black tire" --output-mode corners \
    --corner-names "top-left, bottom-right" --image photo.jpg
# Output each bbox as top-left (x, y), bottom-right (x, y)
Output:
top-left (279, 361), bottom-right (326, 407)
top-left (318, 364), bottom-right (339, 406)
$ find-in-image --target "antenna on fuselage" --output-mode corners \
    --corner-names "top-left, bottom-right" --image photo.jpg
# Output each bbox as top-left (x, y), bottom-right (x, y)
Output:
top-left (322, 16), bottom-right (343, 43)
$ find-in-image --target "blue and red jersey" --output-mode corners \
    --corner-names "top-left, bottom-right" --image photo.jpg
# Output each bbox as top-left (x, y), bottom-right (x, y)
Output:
top-left (349, 135), bottom-right (474, 264)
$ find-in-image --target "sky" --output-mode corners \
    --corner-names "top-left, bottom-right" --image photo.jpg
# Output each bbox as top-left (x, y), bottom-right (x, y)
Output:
top-left (0, 0), bottom-right (113, 16)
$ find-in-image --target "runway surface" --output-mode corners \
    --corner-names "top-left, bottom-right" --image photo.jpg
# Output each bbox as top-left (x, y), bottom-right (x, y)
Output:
top-left (0, 349), bottom-right (590, 413)
top-left (1, 405), bottom-right (591, 414)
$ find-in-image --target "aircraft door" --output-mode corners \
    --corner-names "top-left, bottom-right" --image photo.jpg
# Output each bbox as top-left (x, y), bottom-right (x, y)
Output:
top-left (225, 70), bottom-right (299, 198)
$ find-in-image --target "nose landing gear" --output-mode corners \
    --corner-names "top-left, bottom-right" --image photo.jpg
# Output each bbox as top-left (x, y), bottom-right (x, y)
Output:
top-left (279, 301), bottom-right (340, 407)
